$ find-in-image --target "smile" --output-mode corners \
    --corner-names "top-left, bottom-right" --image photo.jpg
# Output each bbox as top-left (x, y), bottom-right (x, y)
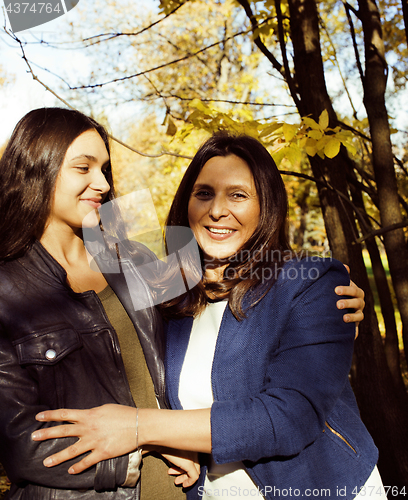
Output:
top-left (80, 199), bottom-right (102, 209)
top-left (207, 227), bottom-right (234, 234)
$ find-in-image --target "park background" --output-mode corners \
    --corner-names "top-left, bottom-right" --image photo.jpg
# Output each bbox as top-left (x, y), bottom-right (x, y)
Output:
top-left (0, 0), bottom-right (407, 494)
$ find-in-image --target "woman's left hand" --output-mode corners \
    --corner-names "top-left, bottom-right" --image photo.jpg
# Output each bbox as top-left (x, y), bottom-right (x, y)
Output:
top-left (32, 404), bottom-right (137, 474)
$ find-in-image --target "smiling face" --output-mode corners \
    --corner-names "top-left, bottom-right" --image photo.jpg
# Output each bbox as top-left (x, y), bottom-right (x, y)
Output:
top-left (188, 154), bottom-right (260, 277)
top-left (44, 129), bottom-right (111, 235)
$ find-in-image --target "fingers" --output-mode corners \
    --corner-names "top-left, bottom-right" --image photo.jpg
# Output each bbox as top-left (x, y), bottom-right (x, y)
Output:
top-left (164, 451), bottom-right (200, 488)
top-left (35, 408), bottom-right (85, 423)
top-left (168, 468), bottom-right (200, 488)
top-left (336, 297), bottom-right (364, 312)
top-left (45, 447), bottom-right (100, 474)
top-left (32, 424), bottom-right (79, 441)
top-left (32, 431), bottom-right (101, 474)
top-left (336, 298), bottom-right (364, 323)
top-left (335, 283), bottom-right (365, 324)
top-left (335, 284), bottom-right (364, 300)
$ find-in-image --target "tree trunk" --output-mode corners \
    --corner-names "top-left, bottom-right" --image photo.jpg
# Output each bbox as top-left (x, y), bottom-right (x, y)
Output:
top-left (285, 0), bottom-right (408, 487)
top-left (358, 0), bottom-right (408, 365)
top-left (401, 0), bottom-right (408, 45)
top-left (348, 168), bottom-right (406, 393)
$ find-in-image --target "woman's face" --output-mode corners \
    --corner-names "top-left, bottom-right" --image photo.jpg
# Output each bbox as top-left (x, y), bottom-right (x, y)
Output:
top-left (188, 154), bottom-right (260, 270)
top-left (46, 129), bottom-right (110, 233)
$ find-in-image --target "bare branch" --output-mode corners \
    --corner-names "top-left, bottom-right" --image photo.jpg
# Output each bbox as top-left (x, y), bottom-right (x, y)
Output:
top-left (343, 1), bottom-right (365, 83)
top-left (142, 92), bottom-right (296, 108)
top-left (318, 12), bottom-right (359, 119)
top-left (236, 3), bottom-right (283, 69)
top-left (354, 220), bottom-right (408, 244)
top-left (67, 27), bottom-right (252, 90)
top-left (82, 1), bottom-right (187, 45)
top-left (275, 0), bottom-right (301, 109)
top-left (8, 31), bottom-right (193, 160)
top-left (111, 135), bottom-right (193, 160)
top-left (279, 169), bottom-right (372, 231)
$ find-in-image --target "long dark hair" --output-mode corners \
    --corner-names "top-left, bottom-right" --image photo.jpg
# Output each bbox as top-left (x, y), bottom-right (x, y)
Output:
top-left (0, 107), bottom-right (114, 261)
top-left (161, 131), bottom-right (292, 320)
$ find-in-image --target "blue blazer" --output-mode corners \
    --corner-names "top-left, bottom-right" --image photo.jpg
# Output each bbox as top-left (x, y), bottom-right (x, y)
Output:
top-left (165, 258), bottom-right (378, 499)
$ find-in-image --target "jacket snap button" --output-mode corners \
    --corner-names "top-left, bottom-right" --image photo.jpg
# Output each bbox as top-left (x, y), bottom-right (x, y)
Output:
top-left (45, 349), bottom-right (57, 360)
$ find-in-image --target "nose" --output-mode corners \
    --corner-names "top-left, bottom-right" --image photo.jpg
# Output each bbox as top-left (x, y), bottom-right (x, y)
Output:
top-left (91, 169), bottom-right (110, 195)
top-left (209, 195), bottom-right (229, 220)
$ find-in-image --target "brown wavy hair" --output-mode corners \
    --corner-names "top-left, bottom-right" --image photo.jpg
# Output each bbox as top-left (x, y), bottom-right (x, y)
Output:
top-left (0, 107), bottom-right (115, 261)
top-left (160, 131), bottom-right (292, 320)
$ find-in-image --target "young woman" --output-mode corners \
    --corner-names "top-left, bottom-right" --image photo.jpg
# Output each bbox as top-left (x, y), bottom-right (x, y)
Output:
top-left (31, 133), bottom-right (385, 499)
top-left (0, 107), bottom-right (198, 500)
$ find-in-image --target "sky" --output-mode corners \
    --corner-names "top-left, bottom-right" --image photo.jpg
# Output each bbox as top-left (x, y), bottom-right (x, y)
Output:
top-left (0, 1), bottom-right (91, 143)
top-left (1, 0), bottom-right (407, 148)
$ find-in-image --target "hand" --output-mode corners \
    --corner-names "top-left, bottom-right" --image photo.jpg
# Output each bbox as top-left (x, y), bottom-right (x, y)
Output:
top-left (32, 404), bottom-right (136, 474)
top-left (160, 448), bottom-right (200, 488)
top-left (336, 265), bottom-right (365, 336)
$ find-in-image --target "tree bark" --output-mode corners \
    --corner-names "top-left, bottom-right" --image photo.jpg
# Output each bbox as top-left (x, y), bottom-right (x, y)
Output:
top-left (348, 168), bottom-right (406, 393)
top-left (401, 0), bottom-right (408, 45)
top-left (285, 0), bottom-right (408, 487)
top-left (358, 0), bottom-right (408, 366)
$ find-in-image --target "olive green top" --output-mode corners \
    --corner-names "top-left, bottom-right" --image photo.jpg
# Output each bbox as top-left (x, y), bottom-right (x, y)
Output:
top-left (98, 285), bottom-right (186, 500)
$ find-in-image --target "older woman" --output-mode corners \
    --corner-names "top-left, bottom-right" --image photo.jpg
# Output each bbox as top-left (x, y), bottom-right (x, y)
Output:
top-left (31, 132), bottom-right (385, 499)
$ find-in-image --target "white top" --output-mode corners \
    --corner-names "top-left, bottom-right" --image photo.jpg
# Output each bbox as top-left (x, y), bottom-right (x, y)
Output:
top-left (178, 301), bottom-right (265, 499)
top-left (177, 303), bottom-right (386, 499)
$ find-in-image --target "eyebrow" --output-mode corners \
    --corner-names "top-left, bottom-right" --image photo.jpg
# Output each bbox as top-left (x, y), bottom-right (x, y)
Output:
top-left (193, 183), bottom-right (252, 191)
top-left (70, 154), bottom-right (97, 162)
top-left (69, 155), bottom-right (110, 167)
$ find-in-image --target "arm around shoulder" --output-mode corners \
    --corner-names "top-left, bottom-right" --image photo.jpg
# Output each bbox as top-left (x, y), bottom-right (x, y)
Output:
top-left (210, 258), bottom-right (356, 464)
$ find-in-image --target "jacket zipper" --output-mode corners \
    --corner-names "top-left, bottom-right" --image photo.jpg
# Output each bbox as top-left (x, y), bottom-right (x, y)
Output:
top-left (325, 422), bottom-right (356, 453)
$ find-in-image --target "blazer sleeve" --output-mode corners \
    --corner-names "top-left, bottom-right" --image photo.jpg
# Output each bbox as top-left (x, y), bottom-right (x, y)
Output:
top-left (210, 259), bottom-right (356, 464)
top-left (0, 328), bottom-right (128, 491)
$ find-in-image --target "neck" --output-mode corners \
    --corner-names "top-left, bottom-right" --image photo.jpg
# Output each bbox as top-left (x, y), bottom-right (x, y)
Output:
top-left (203, 259), bottom-right (229, 283)
top-left (40, 223), bottom-right (87, 268)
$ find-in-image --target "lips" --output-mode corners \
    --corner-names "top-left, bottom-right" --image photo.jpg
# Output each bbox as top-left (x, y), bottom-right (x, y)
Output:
top-left (205, 226), bottom-right (236, 240)
top-left (208, 227), bottom-right (234, 234)
top-left (80, 198), bottom-right (102, 209)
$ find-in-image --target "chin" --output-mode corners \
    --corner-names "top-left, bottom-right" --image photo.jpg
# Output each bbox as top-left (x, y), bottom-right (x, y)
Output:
top-left (82, 211), bottom-right (101, 228)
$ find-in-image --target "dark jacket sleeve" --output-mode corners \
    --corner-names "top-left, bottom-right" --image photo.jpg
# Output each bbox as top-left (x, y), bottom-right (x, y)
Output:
top-left (0, 327), bottom-right (128, 491)
top-left (210, 259), bottom-right (355, 464)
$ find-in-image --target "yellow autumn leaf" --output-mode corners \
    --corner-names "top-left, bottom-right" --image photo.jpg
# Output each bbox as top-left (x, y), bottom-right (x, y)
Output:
top-left (324, 138), bottom-right (341, 158)
top-left (308, 129), bottom-right (323, 140)
top-left (316, 136), bottom-right (330, 151)
top-left (282, 123), bottom-right (298, 142)
top-left (189, 99), bottom-right (212, 114)
top-left (343, 141), bottom-right (357, 156)
top-left (284, 144), bottom-right (302, 166)
top-left (302, 116), bottom-right (321, 130)
top-left (319, 109), bottom-right (329, 130)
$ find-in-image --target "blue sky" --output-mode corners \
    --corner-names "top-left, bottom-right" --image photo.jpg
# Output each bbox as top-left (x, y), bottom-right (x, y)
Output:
top-left (1, 0), bottom-right (406, 148)
top-left (0, 1), bottom-right (91, 143)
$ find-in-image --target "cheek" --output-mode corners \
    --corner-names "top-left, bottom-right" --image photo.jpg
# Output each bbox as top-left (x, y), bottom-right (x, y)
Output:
top-left (187, 200), bottom-right (200, 227)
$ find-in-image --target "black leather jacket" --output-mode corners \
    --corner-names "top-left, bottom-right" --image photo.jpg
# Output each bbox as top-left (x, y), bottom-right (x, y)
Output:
top-left (0, 240), bottom-right (166, 500)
